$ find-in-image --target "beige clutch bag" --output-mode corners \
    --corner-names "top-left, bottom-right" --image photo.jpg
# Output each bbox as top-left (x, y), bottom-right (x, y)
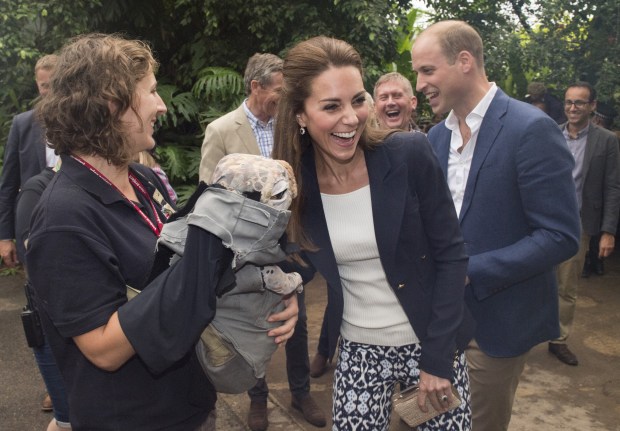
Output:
top-left (392, 384), bottom-right (461, 428)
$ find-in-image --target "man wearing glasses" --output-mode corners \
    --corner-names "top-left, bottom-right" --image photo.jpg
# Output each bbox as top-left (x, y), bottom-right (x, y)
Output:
top-left (549, 81), bottom-right (620, 366)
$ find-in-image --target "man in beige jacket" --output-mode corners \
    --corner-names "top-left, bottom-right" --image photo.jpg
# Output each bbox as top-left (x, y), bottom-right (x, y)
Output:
top-left (199, 53), bottom-right (283, 183)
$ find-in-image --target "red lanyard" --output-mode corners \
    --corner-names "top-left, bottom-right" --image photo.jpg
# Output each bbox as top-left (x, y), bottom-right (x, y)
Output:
top-left (71, 155), bottom-right (163, 237)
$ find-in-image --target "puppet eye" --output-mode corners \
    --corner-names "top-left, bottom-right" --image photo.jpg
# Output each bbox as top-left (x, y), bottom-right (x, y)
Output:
top-left (272, 191), bottom-right (286, 200)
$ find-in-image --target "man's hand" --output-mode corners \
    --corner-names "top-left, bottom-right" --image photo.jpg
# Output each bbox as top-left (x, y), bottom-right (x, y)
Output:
top-left (267, 293), bottom-right (298, 344)
top-left (599, 232), bottom-right (615, 258)
top-left (0, 240), bottom-right (18, 267)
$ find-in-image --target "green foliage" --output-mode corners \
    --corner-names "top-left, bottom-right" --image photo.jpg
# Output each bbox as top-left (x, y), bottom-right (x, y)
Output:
top-left (172, 184), bottom-right (198, 208)
top-left (155, 144), bottom-right (201, 183)
top-left (0, 0), bottom-right (102, 146)
top-left (3, 0), bottom-right (618, 192)
top-left (0, 265), bottom-right (21, 277)
top-left (1, 0), bottom-right (413, 187)
top-left (192, 67), bottom-right (244, 101)
top-left (157, 85), bottom-right (200, 128)
top-left (192, 67), bottom-right (245, 125)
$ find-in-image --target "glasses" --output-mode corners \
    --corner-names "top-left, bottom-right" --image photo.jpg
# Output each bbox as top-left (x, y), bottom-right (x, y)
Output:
top-left (564, 99), bottom-right (591, 108)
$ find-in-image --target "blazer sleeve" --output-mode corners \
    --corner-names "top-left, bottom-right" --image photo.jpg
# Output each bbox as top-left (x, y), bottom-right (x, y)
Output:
top-left (15, 169), bottom-right (55, 263)
top-left (599, 130), bottom-right (620, 235)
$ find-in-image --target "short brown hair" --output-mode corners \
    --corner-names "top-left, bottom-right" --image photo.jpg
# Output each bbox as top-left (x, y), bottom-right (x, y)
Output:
top-left (244, 53), bottom-right (283, 96)
top-left (427, 20), bottom-right (484, 68)
top-left (373, 72), bottom-right (414, 99)
top-left (37, 33), bottom-right (158, 166)
top-left (34, 54), bottom-right (58, 75)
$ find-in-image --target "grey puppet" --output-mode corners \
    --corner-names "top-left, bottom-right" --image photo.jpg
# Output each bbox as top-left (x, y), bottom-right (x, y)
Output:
top-left (158, 153), bottom-right (302, 393)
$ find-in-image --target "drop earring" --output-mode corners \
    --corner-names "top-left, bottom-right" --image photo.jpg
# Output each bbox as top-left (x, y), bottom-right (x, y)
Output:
top-left (296, 114), bottom-right (306, 135)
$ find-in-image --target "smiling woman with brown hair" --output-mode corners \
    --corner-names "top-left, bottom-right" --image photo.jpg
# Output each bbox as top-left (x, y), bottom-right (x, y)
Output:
top-left (273, 36), bottom-right (473, 431)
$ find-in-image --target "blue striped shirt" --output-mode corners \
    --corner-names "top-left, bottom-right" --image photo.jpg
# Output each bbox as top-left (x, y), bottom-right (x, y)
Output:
top-left (243, 100), bottom-right (274, 158)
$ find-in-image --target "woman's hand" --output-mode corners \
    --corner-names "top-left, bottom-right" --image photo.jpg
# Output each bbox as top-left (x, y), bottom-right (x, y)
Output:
top-left (267, 293), bottom-right (299, 344)
top-left (417, 370), bottom-right (454, 413)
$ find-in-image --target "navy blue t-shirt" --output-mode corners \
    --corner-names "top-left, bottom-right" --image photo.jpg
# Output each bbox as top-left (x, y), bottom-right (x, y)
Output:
top-left (27, 155), bottom-right (215, 430)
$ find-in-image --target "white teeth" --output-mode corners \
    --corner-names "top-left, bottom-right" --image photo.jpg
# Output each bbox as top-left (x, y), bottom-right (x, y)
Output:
top-left (426, 91), bottom-right (438, 99)
top-left (333, 131), bottom-right (356, 139)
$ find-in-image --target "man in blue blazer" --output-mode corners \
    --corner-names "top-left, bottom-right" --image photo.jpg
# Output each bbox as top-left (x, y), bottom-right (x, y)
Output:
top-left (0, 54), bottom-right (58, 268)
top-left (412, 21), bottom-right (581, 431)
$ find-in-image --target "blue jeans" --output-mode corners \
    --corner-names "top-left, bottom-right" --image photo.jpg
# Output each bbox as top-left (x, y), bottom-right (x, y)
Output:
top-left (248, 290), bottom-right (310, 400)
top-left (33, 339), bottom-right (70, 424)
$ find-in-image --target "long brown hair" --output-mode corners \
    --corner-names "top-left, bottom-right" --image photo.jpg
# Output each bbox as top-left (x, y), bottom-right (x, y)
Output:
top-left (36, 33), bottom-right (158, 167)
top-left (272, 36), bottom-right (392, 251)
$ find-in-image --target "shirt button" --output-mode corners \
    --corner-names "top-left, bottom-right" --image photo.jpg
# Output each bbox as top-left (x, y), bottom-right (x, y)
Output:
top-left (398, 283), bottom-right (405, 289)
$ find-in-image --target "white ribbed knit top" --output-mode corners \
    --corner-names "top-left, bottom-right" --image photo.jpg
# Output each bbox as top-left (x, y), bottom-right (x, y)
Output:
top-left (321, 185), bottom-right (418, 346)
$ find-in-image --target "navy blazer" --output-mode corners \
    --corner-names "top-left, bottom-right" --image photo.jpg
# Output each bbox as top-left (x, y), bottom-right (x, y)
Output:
top-left (428, 89), bottom-right (581, 358)
top-left (300, 132), bottom-right (471, 379)
top-left (0, 109), bottom-right (47, 239)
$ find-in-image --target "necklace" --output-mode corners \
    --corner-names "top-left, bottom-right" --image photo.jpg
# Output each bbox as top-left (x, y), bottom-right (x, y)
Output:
top-left (71, 155), bottom-right (163, 237)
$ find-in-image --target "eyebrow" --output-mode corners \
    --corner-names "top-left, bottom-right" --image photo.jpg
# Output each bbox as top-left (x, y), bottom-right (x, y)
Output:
top-left (319, 91), bottom-right (366, 103)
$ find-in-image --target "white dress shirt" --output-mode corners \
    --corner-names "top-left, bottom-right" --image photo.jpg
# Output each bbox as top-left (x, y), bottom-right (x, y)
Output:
top-left (445, 83), bottom-right (498, 216)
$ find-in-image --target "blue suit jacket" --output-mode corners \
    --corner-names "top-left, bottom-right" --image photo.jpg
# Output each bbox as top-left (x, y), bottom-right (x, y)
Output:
top-left (299, 132), bottom-right (472, 379)
top-left (0, 109), bottom-right (47, 239)
top-left (428, 89), bottom-right (581, 357)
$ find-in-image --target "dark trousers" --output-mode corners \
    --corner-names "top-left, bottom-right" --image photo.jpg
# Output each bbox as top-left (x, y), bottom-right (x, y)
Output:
top-left (317, 309), bottom-right (329, 357)
top-left (588, 235), bottom-right (600, 259)
top-left (584, 234), bottom-right (604, 274)
top-left (248, 290), bottom-right (310, 400)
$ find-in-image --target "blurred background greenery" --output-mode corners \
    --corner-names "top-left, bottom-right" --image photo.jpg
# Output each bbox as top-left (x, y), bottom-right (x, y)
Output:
top-left (1, 0), bottom-right (617, 204)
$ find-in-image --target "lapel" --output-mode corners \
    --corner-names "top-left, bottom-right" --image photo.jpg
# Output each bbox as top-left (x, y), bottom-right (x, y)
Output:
top-left (432, 126), bottom-right (451, 176)
top-left (29, 111), bottom-right (48, 170)
top-left (581, 124), bottom-right (600, 182)
top-left (365, 142), bottom-right (408, 271)
top-left (459, 90), bottom-right (507, 221)
top-left (233, 104), bottom-right (262, 155)
top-left (37, 140), bottom-right (47, 170)
top-left (301, 142), bottom-right (408, 285)
top-left (301, 149), bottom-right (341, 287)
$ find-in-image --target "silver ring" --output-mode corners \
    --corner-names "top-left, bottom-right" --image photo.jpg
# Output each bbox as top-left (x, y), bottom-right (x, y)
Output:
top-left (440, 394), bottom-right (449, 403)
